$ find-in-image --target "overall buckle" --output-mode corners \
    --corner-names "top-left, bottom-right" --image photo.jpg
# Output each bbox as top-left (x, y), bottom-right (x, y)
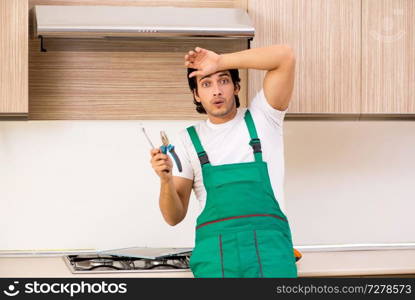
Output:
top-left (198, 151), bottom-right (210, 165)
top-left (249, 138), bottom-right (262, 153)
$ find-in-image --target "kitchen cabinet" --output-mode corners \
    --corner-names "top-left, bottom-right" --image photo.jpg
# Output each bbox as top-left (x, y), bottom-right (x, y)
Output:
top-left (362, 0), bottom-right (415, 113)
top-left (248, 0), bottom-right (361, 114)
top-left (28, 0), bottom-right (248, 120)
top-left (24, 0), bottom-right (414, 117)
top-left (0, 0), bottom-right (28, 116)
top-left (248, 0), bottom-right (414, 115)
top-left (28, 39), bottom-right (247, 120)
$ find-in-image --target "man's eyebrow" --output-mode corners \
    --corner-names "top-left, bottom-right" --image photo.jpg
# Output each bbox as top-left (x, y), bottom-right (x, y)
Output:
top-left (199, 72), bottom-right (230, 82)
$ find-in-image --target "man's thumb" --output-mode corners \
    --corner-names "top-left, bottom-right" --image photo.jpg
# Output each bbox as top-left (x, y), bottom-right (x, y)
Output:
top-left (189, 71), bottom-right (201, 78)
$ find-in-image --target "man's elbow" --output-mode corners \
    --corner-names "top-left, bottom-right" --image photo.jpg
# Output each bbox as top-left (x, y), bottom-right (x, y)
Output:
top-left (273, 44), bottom-right (296, 67)
top-left (166, 219), bottom-right (180, 226)
top-left (163, 214), bottom-right (184, 226)
top-left (283, 45), bottom-right (296, 66)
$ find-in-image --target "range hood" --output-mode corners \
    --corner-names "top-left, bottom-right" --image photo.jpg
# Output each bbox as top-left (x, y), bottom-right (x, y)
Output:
top-left (34, 5), bottom-right (255, 39)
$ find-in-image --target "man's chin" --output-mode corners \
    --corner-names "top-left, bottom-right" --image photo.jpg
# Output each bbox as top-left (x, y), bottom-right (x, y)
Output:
top-left (209, 108), bottom-right (229, 117)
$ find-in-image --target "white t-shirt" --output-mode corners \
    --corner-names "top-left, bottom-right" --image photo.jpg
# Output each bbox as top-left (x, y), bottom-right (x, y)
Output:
top-left (172, 88), bottom-right (288, 214)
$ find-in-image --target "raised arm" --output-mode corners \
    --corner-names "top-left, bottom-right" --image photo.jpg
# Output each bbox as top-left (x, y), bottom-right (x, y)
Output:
top-left (185, 45), bottom-right (296, 111)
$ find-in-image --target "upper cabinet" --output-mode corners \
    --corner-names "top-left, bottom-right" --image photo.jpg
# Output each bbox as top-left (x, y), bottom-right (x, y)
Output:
top-left (248, 0), bottom-right (414, 115)
top-left (28, 0), bottom-right (249, 120)
top-left (248, 0), bottom-right (361, 114)
top-left (0, 0), bottom-right (28, 116)
top-left (9, 0), bottom-right (411, 118)
top-left (362, 0), bottom-right (415, 113)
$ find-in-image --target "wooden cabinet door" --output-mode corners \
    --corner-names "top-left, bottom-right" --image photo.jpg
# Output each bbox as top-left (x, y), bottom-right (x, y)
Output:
top-left (28, 0), bottom-right (248, 120)
top-left (0, 0), bottom-right (28, 115)
top-left (248, 0), bottom-right (361, 114)
top-left (362, 0), bottom-right (415, 113)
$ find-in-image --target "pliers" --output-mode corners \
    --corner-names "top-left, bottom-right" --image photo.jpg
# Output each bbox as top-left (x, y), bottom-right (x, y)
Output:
top-left (160, 131), bottom-right (183, 173)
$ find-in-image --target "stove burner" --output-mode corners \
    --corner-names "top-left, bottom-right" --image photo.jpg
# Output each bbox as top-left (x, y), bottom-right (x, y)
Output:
top-left (90, 258), bottom-right (114, 267)
top-left (64, 252), bottom-right (192, 274)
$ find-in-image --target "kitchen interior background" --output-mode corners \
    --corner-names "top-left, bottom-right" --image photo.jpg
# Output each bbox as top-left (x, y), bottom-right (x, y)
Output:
top-left (1, 0), bottom-right (414, 251)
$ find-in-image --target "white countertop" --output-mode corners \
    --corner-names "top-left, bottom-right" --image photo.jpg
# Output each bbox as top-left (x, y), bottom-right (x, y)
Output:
top-left (1, 249), bottom-right (415, 277)
top-left (297, 249), bottom-right (415, 277)
top-left (0, 255), bottom-right (193, 278)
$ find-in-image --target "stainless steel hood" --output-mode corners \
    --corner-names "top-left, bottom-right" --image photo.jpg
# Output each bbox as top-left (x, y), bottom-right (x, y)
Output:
top-left (34, 5), bottom-right (255, 39)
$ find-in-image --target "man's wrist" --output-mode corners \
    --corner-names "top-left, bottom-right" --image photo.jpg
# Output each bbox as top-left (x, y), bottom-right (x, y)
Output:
top-left (160, 176), bottom-right (173, 185)
top-left (218, 51), bottom-right (245, 71)
top-left (217, 53), bottom-right (230, 71)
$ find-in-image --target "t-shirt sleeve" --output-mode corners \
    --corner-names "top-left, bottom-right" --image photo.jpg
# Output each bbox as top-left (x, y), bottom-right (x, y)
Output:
top-left (248, 88), bottom-right (288, 129)
top-left (171, 130), bottom-right (194, 180)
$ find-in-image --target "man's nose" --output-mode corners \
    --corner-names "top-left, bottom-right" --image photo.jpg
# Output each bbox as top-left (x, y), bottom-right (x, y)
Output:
top-left (212, 83), bottom-right (223, 96)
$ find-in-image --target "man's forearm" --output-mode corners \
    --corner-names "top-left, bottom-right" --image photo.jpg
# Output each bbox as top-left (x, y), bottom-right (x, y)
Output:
top-left (218, 44), bottom-right (294, 72)
top-left (159, 179), bottom-right (185, 226)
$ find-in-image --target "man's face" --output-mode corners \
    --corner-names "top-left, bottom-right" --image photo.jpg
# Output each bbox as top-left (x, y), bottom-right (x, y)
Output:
top-left (193, 71), bottom-right (239, 118)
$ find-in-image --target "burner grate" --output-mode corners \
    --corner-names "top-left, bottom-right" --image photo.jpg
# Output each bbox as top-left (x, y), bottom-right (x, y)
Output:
top-left (64, 253), bottom-right (191, 273)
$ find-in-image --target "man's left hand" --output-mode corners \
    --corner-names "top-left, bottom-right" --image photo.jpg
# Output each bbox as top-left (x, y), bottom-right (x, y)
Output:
top-left (184, 47), bottom-right (222, 78)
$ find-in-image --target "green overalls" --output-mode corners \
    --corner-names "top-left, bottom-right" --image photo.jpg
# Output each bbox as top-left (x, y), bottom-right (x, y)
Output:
top-left (187, 109), bottom-right (298, 278)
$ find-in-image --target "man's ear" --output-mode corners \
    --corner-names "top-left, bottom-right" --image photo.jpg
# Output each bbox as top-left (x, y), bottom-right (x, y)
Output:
top-left (193, 89), bottom-right (201, 103)
top-left (234, 83), bottom-right (241, 95)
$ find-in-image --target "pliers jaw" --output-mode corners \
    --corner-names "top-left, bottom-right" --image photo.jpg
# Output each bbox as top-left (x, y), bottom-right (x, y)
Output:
top-left (160, 131), bottom-right (169, 147)
top-left (160, 131), bottom-right (169, 154)
top-left (159, 131), bottom-right (183, 172)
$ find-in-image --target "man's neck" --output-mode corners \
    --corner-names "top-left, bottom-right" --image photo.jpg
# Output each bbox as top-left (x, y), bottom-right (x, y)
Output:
top-left (208, 108), bottom-right (238, 124)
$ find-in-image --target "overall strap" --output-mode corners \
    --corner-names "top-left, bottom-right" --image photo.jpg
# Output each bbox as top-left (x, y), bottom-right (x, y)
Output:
top-left (186, 126), bottom-right (211, 167)
top-left (244, 110), bottom-right (263, 162)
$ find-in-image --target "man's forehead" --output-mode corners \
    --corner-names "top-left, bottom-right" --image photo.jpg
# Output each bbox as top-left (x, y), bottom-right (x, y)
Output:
top-left (199, 71), bottom-right (231, 82)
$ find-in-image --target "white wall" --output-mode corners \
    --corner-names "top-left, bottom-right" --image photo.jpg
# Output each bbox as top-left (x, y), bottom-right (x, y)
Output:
top-left (1, 119), bottom-right (414, 251)
top-left (0, 120), bottom-right (198, 251)
top-left (284, 121), bottom-right (415, 246)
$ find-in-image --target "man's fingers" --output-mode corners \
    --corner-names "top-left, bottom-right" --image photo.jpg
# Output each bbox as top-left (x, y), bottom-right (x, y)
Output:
top-left (155, 160), bottom-right (167, 167)
top-left (189, 71), bottom-right (202, 78)
top-left (150, 148), bottom-right (161, 156)
top-left (155, 156), bottom-right (171, 164)
top-left (186, 48), bottom-right (202, 59)
top-left (156, 165), bottom-right (171, 173)
top-left (152, 159), bottom-right (170, 168)
top-left (149, 147), bottom-right (172, 178)
top-left (153, 153), bottom-right (169, 161)
top-left (152, 157), bottom-right (172, 172)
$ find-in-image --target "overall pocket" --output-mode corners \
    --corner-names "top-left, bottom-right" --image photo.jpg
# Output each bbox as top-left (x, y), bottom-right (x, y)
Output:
top-left (254, 229), bottom-right (297, 278)
top-left (189, 235), bottom-right (223, 278)
top-left (206, 164), bottom-right (261, 188)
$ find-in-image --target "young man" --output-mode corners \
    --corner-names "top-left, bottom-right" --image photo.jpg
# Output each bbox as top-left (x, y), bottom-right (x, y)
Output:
top-left (150, 45), bottom-right (297, 278)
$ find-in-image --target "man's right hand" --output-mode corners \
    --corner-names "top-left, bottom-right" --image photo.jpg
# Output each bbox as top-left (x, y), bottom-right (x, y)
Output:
top-left (150, 148), bottom-right (173, 182)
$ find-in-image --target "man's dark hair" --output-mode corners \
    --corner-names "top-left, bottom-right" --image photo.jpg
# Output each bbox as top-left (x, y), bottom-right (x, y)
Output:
top-left (186, 68), bottom-right (241, 114)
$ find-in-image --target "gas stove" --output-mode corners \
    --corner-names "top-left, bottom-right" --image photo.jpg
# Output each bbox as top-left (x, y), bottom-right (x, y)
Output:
top-left (64, 250), bottom-right (192, 274)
